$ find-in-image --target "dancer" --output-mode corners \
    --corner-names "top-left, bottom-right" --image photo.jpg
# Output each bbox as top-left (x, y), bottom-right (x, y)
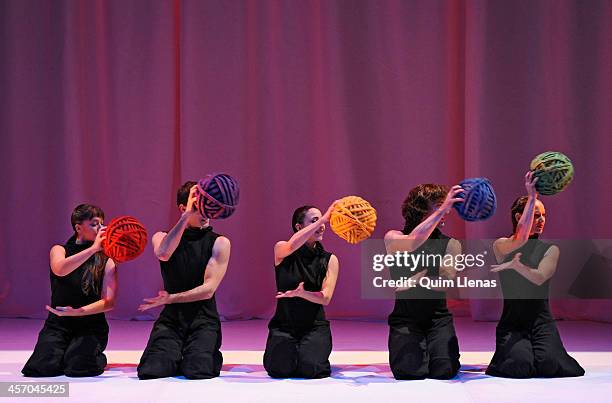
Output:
top-left (263, 202), bottom-right (340, 378)
top-left (22, 204), bottom-right (117, 377)
top-left (137, 181), bottom-right (231, 380)
top-left (384, 184), bottom-right (464, 380)
top-left (486, 172), bottom-right (584, 378)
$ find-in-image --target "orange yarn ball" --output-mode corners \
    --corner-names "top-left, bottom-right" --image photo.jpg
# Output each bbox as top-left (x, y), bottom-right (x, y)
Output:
top-left (102, 216), bottom-right (148, 263)
top-left (330, 196), bottom-right (377, 244)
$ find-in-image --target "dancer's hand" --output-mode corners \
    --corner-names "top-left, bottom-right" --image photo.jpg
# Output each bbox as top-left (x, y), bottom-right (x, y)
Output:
top-left (276, 282), bottom-right (306, 299)
top-left (92, 227), bottom-right (107, 252)
top-left (525, 171), bottom-right (539, 198)
top-left (46, 305), bottom-right (83, 317)
top-left (138, 291), bottom-right (172, 311)
top-left (491, 253), bottom-right (523, 273)
top-left (394, 270), bottom-right (426, 292)
top-left (321, 200), bottom-right (342, 223)
top-left (183, 185), bottom-right (199, 217)
top-left (440, 185), bottom-right (465, 212)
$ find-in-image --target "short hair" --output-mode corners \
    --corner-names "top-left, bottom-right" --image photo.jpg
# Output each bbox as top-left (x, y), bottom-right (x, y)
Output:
top-left (401, 184), bottom-right (448, 233)
top-left (177, 181), bottom-right (197, 207)
top-left (291, 205), bottom-right (316, 232)
top-left (71, 204), bottom-right (105, 232)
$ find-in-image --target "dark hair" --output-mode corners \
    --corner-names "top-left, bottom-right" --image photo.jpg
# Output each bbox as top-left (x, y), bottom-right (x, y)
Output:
top-left (401, 184), bottom-right (448, 233)
top-left (510, 196), bottom-right (529, 233)
top-left (510, 195), bottom-right (546, 234)
top-left (69, 204), bottom-right (107, 296)
top-left (71, 204), bottom-right (105, 232)
top-left (177, 181), bottom-right (197, 207)
top-left (291, 205), bottom-right (316, 232)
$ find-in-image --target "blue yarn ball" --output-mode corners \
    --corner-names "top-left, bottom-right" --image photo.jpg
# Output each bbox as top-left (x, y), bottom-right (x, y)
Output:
top-left (453, 178), bottom-right (497, 221)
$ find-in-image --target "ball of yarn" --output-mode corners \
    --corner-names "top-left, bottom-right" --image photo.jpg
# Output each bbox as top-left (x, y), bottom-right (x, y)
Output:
top-left (196, 173), bottom-right (240, 219)
top-left (453, 178), bottom-right (497, 221)
top-left (330, 196), bottom-right (377, 244)
top-left (530, 151), bottom-right (574, 195)
top-left (102, 216), bottom-right (148, 263)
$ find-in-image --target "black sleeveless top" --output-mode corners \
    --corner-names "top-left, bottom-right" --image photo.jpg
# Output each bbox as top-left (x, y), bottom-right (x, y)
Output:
top-left (269, 243), bottom-right (332, 333)
top-left (497, 238), bottom-right (554, 329)
top-left (388, 228), bottom-right (452, 325)
top-left (49, 235), bottom-right (108, 323)
top-left (160, 226), bottom-right (221, 320)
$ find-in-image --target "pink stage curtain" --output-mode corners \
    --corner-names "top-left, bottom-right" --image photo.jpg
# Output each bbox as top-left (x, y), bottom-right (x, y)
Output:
top-left (1, 0), bottom-right (610, 321)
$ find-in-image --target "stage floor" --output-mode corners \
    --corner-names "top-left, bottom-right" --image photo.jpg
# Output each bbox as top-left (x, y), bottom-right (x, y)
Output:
top-left (1, 318), bottom-right (611, 402)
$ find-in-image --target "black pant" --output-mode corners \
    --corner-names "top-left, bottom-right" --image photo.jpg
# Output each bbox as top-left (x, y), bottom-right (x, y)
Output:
top-left (486, 320), bottom-right (585, 378)
top-left (263, 323), bottom-right (332, 379)
top-left (388, 315), bottom-right (460, 380)
top-left (22, 316), bottom-right (108, 377)
top-left (137, 307), bottom-right (223, 380)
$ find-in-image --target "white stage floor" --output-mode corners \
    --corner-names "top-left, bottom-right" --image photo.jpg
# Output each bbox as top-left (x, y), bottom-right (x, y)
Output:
top-left (1, 318), bottom-right (610, 403)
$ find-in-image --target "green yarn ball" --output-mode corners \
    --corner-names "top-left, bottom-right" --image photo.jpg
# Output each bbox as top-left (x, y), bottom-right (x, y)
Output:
top-left (530, 151), bottom-right (574, 195)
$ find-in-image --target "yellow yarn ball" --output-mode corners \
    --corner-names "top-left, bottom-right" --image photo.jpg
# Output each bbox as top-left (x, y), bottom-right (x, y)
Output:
top-left (330, 196), bottom-right (377, 244)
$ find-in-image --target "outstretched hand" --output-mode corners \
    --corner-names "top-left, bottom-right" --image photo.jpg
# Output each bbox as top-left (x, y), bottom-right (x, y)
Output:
top-left (138, 291), bottom-right (172, 311)
top-left (394, 270), bottom-right (426, 292)
top-left (276, 282), bottom-right (306, 299)
top-left (491, 253), bottom-right (523, 273)
top-left (46, 305), bottom-right (82, 317)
